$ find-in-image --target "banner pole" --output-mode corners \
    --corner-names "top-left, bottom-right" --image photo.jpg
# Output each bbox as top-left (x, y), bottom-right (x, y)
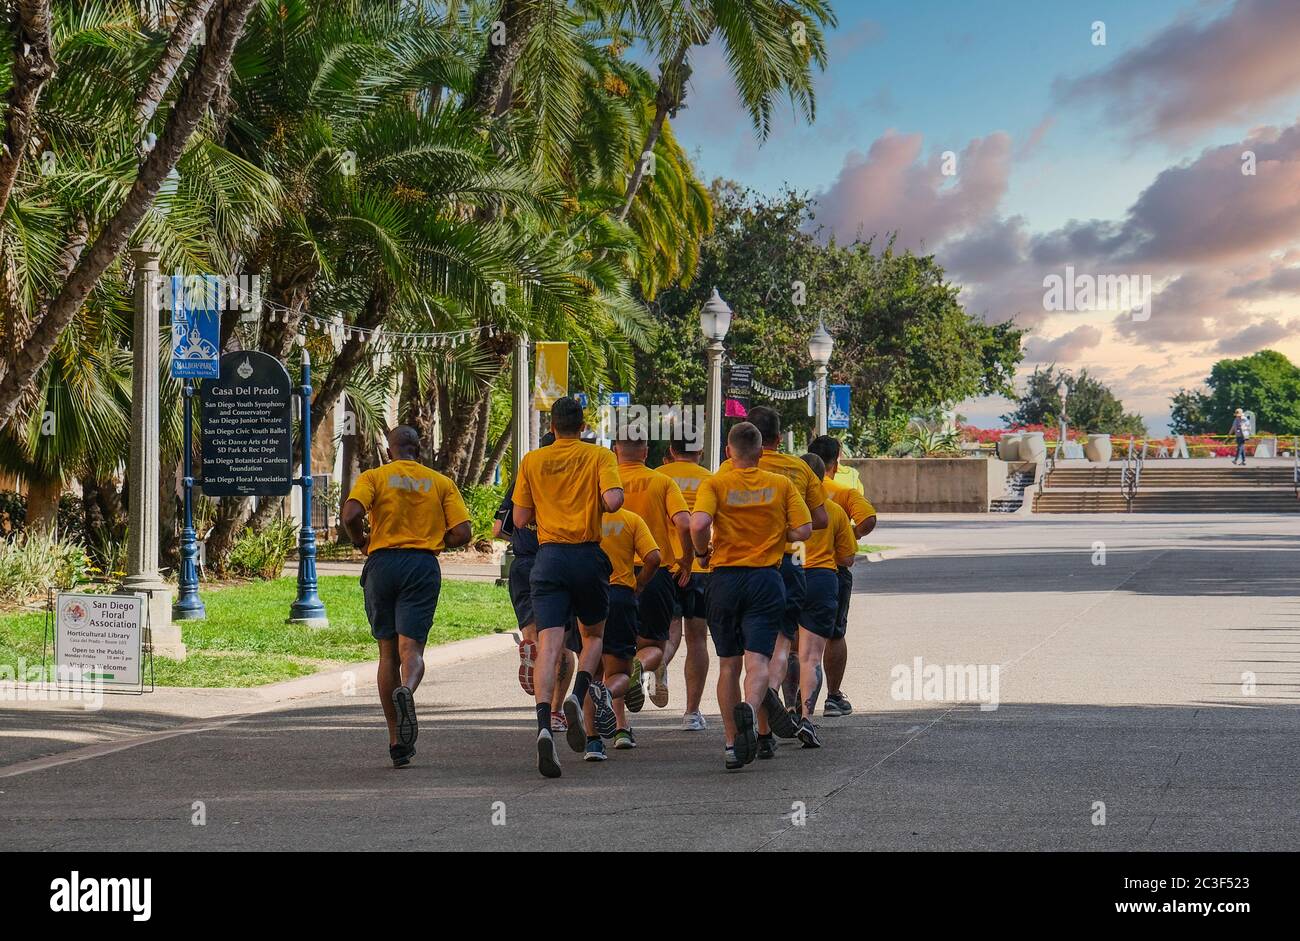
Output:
top-left (288, 348), bottom-right (328, 627)
top-left (173, 379), bottom-right (205, 619)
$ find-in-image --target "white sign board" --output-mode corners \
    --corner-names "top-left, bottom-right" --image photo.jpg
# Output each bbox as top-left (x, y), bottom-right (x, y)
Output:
top-left (55, 592), bottom-right (145, 688)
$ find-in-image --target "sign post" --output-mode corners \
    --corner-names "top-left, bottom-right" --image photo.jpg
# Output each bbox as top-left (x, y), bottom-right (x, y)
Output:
top-left (170, 274), bottom-right (219, 621)
top-left (288, 348), bottom-right (327, 627)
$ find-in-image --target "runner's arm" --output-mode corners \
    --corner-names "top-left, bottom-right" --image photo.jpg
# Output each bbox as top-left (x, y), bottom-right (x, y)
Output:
top-left (671, 510), bottom-right (693, 586)
top-left (341, 499), bottom-right (369, 553)
top-left (690, 511), bottom-right (713, 558)
top-left (787, 521), bottom-right (813, 543)
top-left (635, 548), bottom-right (661, 594)
top-left (854, 514), bottom-right (877, 539)
top-left (512, 503), bottom-right (534, 529)
top-left (810, 503), bottom-right (828, 531)
top-left (602, 487), bottom-right (624, 512)
top-left (444, 520), bottom-right (472, 549)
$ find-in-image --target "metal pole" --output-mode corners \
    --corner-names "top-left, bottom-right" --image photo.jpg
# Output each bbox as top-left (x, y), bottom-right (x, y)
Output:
top-left (174, 379), bottom-right (205, 619)
top-left (814, 364), bottom-right (829, 437)
top-left (705, 340), bottom-right (724, 471)
top-left (501, 334), bottom-right (530, 586)
top-left (289, 348), bottom-right (328, 627)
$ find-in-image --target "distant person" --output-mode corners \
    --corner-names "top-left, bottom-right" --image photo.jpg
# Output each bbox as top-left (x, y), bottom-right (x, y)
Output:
top-left (1231, 408), bottom-right (1250, 466)
top-left (513, 396), bottom-right (624, 778)
top-left (341, 426), bottom-right (472, 769)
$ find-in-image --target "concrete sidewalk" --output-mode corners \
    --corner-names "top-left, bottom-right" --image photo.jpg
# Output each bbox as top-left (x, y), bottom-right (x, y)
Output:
top-left (3, 514), bottom-right (1298, 850)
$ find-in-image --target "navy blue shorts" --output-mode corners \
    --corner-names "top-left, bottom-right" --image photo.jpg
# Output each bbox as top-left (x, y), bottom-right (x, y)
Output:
top-left (778, 553), bottom-right (806, 640)
top-left (360, 549), bottom-right (441, 643)
top-left (635, 566), bottom-right (675, 642)
top-left (673, 572), bottom-right (708, 620)
top-left (603, 586), bottom-right (638, 660)
top-left (531, 542), bottom-right (611, 630)
top-left (801, 568), bottom-right (839, 638)
top-left (834, 565), bottom-right (852, 638)
top-left (705, 566), bottom-right (785, 659)
top-left (507, 554), bottom-right (536, 629)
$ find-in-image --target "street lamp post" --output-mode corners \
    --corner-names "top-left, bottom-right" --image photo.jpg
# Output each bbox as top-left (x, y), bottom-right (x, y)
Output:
top-left (809, 319), bottom-right (834, 437)
top-left (1057, 380), bottom-right (1069, 460)
top-left (699, 288), bottom-right (732, 471)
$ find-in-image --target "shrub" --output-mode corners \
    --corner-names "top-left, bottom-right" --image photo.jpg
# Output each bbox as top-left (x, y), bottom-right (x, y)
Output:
top-left (227, 518), bottom-right (299, 580)
top-left (0, 529), bottom-right (92, 604)
top-left (461, 484), bottom-right (505, 543)
top-left (0, 490), bottom-right (26, 535)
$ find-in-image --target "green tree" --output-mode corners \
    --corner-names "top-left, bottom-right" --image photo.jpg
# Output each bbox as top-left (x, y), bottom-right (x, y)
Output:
top-left (1169, 387), bottom-right (1210, 435)
top-left (1184, 349), bottom-right (1300, 434)
top-left (1004, 366), bottom-right (1146, 436)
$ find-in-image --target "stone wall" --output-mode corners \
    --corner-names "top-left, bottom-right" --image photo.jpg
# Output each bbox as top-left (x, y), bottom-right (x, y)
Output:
top-left (844, 457), bottom-right (1009, 512)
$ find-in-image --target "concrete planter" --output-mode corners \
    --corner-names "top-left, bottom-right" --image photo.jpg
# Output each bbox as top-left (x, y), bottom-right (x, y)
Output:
top-left (844, 456), bottom-right (1008, 513)
top-left (1084, 433), bottom-right (1112, 463)
top-left (997, 434), bottom-right (1022, 461)
top-left (1019, 432), bottom-right (1046, 464)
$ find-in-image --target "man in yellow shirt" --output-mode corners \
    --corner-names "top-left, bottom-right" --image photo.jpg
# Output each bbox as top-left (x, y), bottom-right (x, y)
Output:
top-left (658, 436), bottom-right (713, 731)
top-left (692, 422), bottom-right (812, 771)
top-left (341, 426), bottom-right (472, 768)
top-left (794, 453), bottom-right (858, 745)
top-left (513, 397), bottom-right (624, 778)
top-left (582, 508), bottom-right (661, 761)
top-left (718, 406), bottom-right (826, 742)
top-left (809, 435), bottom-right (878, 718)
top-left (613, 433), bottom-right (691, 713)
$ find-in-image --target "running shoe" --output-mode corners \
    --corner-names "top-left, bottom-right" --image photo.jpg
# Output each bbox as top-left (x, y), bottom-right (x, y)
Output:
top-left (550, 710), bottom-right (567, 733)
top-left (537, 728), bottom-right (562, 778)
top-left (681, 710), bottom-right (707, 732)
top-left (757, 733), bottom-right (776, 760)
top-left (626, 658), bottom-right (646, 712)
top-left (392, 686), bottom-right (418, 747)
top-left (584, 738), bottom-right (608, 762)
top-left (591, 682), bottom-right (618, 740)
top-left (733, 702), bottom-right (758, 765)
top-left (561, 692), bottom-right (587, 752)
top-left (613, 728), bottom-right (637, 750)
top-left (517, 637), bottom-right (537, 696)
top-left (389, 743), bottom-right (415, 768)
top-left (796, 717), bottom-right (823, 749)
top-left (650, 664), bottom-right (669, 708)
top-left (762, 687), bottom-right (800, 739)
top-left (724, 746), bottom-right (743, 771)
top-left (824, 691), bottom-right (853, 717)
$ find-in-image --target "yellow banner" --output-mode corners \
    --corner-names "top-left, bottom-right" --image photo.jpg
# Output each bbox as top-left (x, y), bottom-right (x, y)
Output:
top-left (533, 341), bottom-right (569, 409)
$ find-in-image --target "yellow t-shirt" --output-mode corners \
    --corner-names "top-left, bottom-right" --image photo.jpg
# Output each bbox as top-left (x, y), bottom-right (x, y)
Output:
top-left (658, 459), bottom-right (712, 572)
top-left (600, 509), bottom-right (659, 590)
top-left (833, 463), bottom-right (864, 494)
top-left (800, 498), bottom-right (857, 570)
top-left (695, 466), bottom-right (812, 569)
top-left (514, 437), bottom-right (622, 544)
top-left (346, 460), bottom-right (470, 553)
top-left (619, 461), bottom-right (689, 570)
top-left (824, 474), bottom-right (876, 526)
top-left (720, 448), bottom-right (826, 516)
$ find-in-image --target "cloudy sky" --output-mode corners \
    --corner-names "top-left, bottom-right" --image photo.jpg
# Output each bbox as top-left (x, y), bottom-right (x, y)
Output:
top-left (669, 0), bottom-right (1300, 433)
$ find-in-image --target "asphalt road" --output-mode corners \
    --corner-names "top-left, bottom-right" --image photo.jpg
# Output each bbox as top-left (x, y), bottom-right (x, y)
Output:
top-left (3, 514), bottom-right (1298, 851)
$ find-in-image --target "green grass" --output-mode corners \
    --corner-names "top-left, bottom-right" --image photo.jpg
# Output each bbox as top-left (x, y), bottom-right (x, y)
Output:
top-left (0, 575), bottom-right (514, 688)
top-left (857, 544), bottom-right (895, 554)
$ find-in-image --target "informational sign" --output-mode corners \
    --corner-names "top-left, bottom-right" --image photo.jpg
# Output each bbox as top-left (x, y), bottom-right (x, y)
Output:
top-left (574, 392), bottom-right (589, 408)
top-left (609, 391), bottom-right (631, 408)
top-left (533, 341), bottom-right (569, 409)
top-left (169, 274), bottom-right (220, 379)
top-left (725, 364), bottom-right (754, 399)
top-left (200, 351), bottom-right (294, 496)
top-left (55, 592), bottom-right (144, 687)
top-left (828, 384), bottom-right (851, 429)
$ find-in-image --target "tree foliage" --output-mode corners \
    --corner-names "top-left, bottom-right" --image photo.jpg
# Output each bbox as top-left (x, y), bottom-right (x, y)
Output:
top-left (1170, 350), bottom-right (1300, 435)
top-left (1004, 365), bottom-right (1146, 436)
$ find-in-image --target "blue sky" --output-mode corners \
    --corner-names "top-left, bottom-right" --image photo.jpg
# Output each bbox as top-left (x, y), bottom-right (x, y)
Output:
top-left (669, 0), bottom-right (1300, 433)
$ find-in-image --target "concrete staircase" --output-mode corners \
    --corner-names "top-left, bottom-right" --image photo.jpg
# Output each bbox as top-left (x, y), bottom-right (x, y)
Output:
top-left (1034, 463), bottom-right (1300, 513)
top-left (990, 469), bottom-right (1034, 513)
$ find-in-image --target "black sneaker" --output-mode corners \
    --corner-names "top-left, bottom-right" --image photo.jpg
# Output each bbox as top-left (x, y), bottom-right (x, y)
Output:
top-left (591, 682), bottom-right (618, 739)
top-left (824, 691), bottom-right (853, 717)
top-left (392, 686), bottom-right (418, 747)
top-left (763, 688), bottom-right (800, 739)
top-left (733, 702), bottom-right (758, 764)
top-left (757, 733), bottom-right (776, 760)
top-left (537, 728), bottom-right (562, 778)
top-left (561, 692), bottom-right (587, 752)
top-left (796, 717), bottom-right (823, 748)
top-left (724, 747), bottom-right (744, 771)
top-left (389, 743), bottom-right (415, 768)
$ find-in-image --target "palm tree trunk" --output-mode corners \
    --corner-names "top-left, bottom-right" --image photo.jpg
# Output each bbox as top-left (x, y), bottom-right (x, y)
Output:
top-left (480, 423), bottom-right (512, 485)
top-left (0, 0), bottom-right (260, 430)
top-left (464, 392), bottom-right (491, 486)
top-left (0, 1), bottom-right (55, 222)
top-left (464, 0), bottom-right (543, 120)
top-left (617, 43), bottom-right (690, 223)
top-left (133, 0), bottom-right (217, 127)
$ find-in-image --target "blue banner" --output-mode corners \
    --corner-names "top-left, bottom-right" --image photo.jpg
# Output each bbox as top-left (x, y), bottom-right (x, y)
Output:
top-left (828, 384), bottom-right (851, 429)
top-left (170, 274), bottom-right (220, 379)
top-left (609, 391), bottom-right (631, 408)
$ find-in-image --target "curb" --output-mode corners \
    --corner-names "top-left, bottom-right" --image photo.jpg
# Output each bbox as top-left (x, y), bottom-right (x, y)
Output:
top-left (862, 544), bottom-right (928, 563)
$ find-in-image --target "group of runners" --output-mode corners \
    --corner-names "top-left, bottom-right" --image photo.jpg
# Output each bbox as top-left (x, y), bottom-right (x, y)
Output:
top-left (341, 398), bottom-right (876, 777)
